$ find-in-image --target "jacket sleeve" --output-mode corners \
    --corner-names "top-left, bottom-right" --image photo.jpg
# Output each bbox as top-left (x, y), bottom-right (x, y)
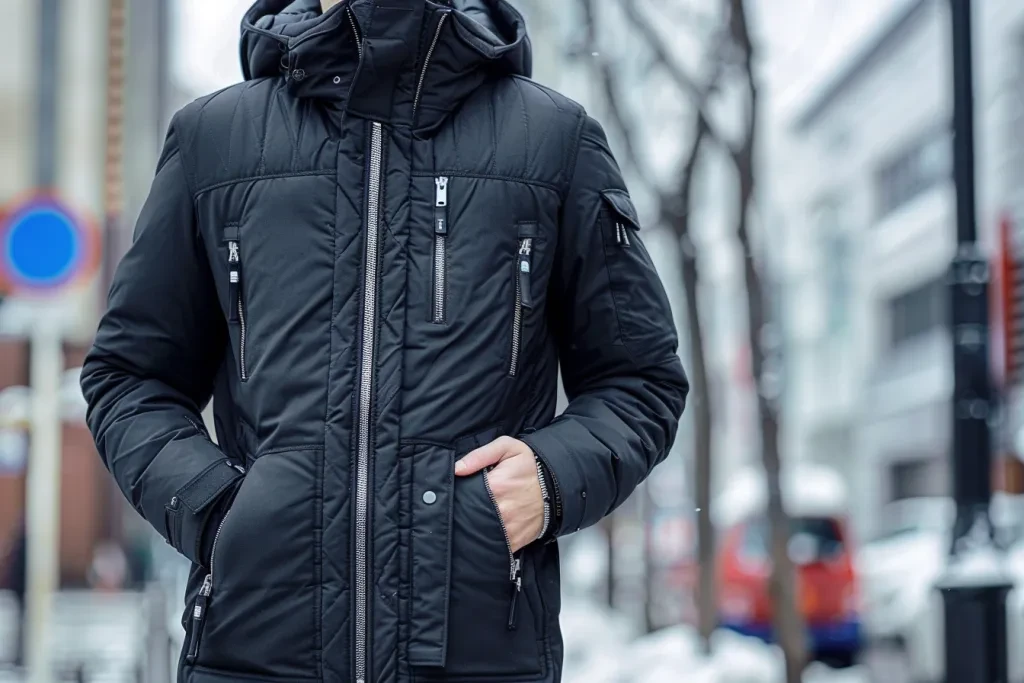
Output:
top-left (81, 117), bottom-right (242, 566)
top-left (521, 114), bottom-right (688, 537)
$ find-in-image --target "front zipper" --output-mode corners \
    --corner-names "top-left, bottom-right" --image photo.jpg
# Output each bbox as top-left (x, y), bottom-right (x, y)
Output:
top-left (432, 176), bottom-right (449, 323)
top-left (509, 235), bottom-right (534, 377)
top-left (227, 236), bottom-right (248, 381)
top-left (483, 470), bottom-right (523, 631)
top-left (413, 12), bottom-right (449, 116)
top-left (185, 507), bottom-right (231, 665)
top-left (354, 121), bottom-right (384, 683)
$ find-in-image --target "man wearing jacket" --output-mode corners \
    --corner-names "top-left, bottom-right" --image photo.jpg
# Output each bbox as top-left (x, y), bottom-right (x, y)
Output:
top-left (81, 1), bottom-right (688, 682)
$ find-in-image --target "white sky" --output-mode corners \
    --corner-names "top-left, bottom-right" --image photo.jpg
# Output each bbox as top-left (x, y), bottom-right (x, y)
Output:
top-left (173, 0), bottom-right (907, 126)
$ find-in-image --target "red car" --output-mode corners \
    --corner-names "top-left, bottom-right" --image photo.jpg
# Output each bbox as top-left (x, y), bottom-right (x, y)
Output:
top-left (715, 468), bottom-right (862, 668)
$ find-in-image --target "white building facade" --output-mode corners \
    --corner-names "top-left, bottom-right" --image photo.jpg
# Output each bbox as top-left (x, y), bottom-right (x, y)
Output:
top-left (779, 0), bottom-right (1024, 537)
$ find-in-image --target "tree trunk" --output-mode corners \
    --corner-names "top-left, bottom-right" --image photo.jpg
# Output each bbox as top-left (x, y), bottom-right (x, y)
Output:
top-left (725, 0), bottom-right (806, 678)
top-left (734, 133), bottom-right (807, 683)
top-left (602, 516), bottom-right (615, 609)
top-left (676, 228), bottom-right (715, 653)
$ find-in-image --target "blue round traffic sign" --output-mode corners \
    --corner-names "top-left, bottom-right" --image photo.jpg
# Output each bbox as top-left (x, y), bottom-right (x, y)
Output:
top-left (0, 197), bottom-right (96, 292)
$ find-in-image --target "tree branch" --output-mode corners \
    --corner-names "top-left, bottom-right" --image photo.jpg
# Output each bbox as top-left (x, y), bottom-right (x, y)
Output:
top-left (615, 0), bottom-right (728, 146)
top-left (727, 0), bottom-right (758, 168)
top-left (578, 0), bottom-right (663, 198)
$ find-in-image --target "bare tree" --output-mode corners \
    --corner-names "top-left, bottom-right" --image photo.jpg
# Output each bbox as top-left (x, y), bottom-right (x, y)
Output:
top-left (578, 0), bottom-right (808, 678)
top-left (718, 2), bottom-right (807, 680)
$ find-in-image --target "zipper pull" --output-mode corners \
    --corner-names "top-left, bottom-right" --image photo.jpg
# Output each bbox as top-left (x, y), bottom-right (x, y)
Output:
top-left (507, 557), bottom-right (522, 631)
top-left (186, 574), bottom-right (213, 664)
top-left (616, 223), bottom-right (631, 247)
top-left (518, 238), bottom-right (534, 309)
top-left (227, 240), bottom-right (242, 322)
top-left (434, 176), bottom-right (449, 235)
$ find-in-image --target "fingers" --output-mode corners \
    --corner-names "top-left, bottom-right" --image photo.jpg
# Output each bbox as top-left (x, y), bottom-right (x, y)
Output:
top-left (455, 436), bottom-right (523, 476)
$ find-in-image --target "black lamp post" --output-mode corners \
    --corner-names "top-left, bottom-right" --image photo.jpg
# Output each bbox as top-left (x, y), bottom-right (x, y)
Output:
top-left (940, 1), bottom-right (1013, 681)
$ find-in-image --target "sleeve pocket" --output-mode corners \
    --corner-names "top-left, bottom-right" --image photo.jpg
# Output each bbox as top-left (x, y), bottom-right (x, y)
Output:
top-left (600, 189), bottom-right (642, 231)
top-left (598, 189), bottom-right (674, 355)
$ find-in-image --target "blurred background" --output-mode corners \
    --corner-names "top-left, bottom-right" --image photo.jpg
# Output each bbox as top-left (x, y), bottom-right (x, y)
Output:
top-left (1, 0), bottom-right (1023, 682)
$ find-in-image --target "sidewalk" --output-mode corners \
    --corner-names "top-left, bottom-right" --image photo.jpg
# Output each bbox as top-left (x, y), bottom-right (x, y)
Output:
top-left (0, 590), bottom-right (145, 683)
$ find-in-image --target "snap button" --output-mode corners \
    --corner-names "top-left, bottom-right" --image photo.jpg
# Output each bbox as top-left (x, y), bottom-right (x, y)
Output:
top-left (333, 75), bottom-right (342, 85)
top-left (291, 68), bottom-right (306, 81)
top-left (422, 491), bottom-right (437, 505)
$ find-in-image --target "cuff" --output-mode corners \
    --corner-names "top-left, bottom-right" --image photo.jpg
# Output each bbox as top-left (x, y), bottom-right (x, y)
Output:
top-left (164, 458), bottom-right (245, 565)
top-left (521, 422), bottom-right (592, 538)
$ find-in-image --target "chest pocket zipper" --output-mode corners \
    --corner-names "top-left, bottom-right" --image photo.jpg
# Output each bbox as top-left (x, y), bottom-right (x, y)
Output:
top-left (509, 222), bottom-right (537, 377)
top-left (224, 227), bottom-right (248, 382)
top-left (432, 176), bottom-right (449, 323)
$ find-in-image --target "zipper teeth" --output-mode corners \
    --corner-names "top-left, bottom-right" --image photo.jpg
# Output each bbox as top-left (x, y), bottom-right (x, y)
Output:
top-left (355, 121), bottom-right (384, 683)
top-left (483, 471), bottom-right (516, 576)
top-left (237, 297), bottom-right (248, 381)
top-left (537, 452), bottom-right (563, 526)
top-left (209, 513), bottom-right (230, 583)
top-left (509, 247), bottom-right (524, 377)
top-left (413, 12), bottom-right (449, 115)
top-left (347, 8), bottom-right (363, 60)
top-left (185, 416), bottom-right (206, 438)
top-left (536, 461), bottom-right (551, 539)
top-left (433, 235), bottom-right (446, 322)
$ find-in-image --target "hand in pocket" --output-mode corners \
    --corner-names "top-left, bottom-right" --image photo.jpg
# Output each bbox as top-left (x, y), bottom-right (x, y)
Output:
top-left (455, 437), bottom-right (544, 552)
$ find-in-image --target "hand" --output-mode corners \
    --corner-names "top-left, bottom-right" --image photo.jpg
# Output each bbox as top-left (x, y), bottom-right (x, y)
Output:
top-left (456, 437), bottom-right (543, 553)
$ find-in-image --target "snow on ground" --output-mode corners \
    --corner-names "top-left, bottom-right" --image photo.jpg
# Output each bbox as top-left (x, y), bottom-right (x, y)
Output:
top-left (562, 598), bottom-right (870, 683)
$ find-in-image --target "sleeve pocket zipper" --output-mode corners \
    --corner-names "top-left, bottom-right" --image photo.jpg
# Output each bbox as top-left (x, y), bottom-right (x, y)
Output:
top-left (600, 189), bottom-right (642, 249)
top-left (615, 222), bottom-right (631, 246)
top-left (482, 470), bottom-right (523, 630)
top-left (509, 223), bottom-right (536, 377)
top-left (224, 228), bottom-right (249, 381)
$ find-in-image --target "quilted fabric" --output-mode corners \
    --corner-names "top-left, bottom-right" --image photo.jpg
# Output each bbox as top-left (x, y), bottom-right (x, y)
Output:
top-left (81, 1), bottom-right (688, 682)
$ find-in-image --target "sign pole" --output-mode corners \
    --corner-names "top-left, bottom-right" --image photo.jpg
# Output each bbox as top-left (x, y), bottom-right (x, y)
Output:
top-left (24, 322), bottom-right (63, 683)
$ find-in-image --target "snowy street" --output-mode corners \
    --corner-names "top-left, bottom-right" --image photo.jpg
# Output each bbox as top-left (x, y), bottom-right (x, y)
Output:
top-left (0, 592), bottom-right (886, 683)
top-left (560, 598), bottom-right (879, 683)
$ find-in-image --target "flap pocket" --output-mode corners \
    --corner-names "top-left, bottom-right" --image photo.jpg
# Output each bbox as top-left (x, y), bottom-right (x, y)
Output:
top-left (408, 445), bottom-right (456, 666)
top-left (600, 189), bottom-right (642, 231)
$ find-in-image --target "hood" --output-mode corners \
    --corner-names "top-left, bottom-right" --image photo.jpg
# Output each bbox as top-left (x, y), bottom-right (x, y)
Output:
top-left (239, 0), bottom-right (531, 131)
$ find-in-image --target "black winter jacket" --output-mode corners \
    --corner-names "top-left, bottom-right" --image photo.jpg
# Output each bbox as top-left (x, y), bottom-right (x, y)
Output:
top-left (81, 1), bottom-right (688, 682)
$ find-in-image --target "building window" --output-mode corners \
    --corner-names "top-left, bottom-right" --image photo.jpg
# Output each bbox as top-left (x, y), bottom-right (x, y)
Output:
top-left (813, 200), bottom-right (851, 336)
top-left (875, 128), bottom-right (951, 218)
top-left (890, 458), bottom-right (946, 500)
top-left (888, 276), bottom-right (948, 347)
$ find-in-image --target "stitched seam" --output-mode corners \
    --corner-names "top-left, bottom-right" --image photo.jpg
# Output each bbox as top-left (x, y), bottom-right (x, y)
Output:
top-left (398, 438), bottom-right (452, 449)
top-left (193, 169), bottom-right (335, 197)
top-left (512, 79), bottom-right (531, 175)
top-left (255, 445), bottom-right (325, 457)
top-left (562, 109), bottom-right (587, 201)
top-left (510, 76), bottom-right (569, 115)
top-left (319, 134), bottom-right (344, 680)
top-left (169, 120), bottom-right (196, 200)
top-left (410, 171), bottom-right (559, 193)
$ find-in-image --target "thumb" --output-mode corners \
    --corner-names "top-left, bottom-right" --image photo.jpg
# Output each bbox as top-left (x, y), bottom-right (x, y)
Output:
top-left (455, 437), bottom-right (518, 476)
